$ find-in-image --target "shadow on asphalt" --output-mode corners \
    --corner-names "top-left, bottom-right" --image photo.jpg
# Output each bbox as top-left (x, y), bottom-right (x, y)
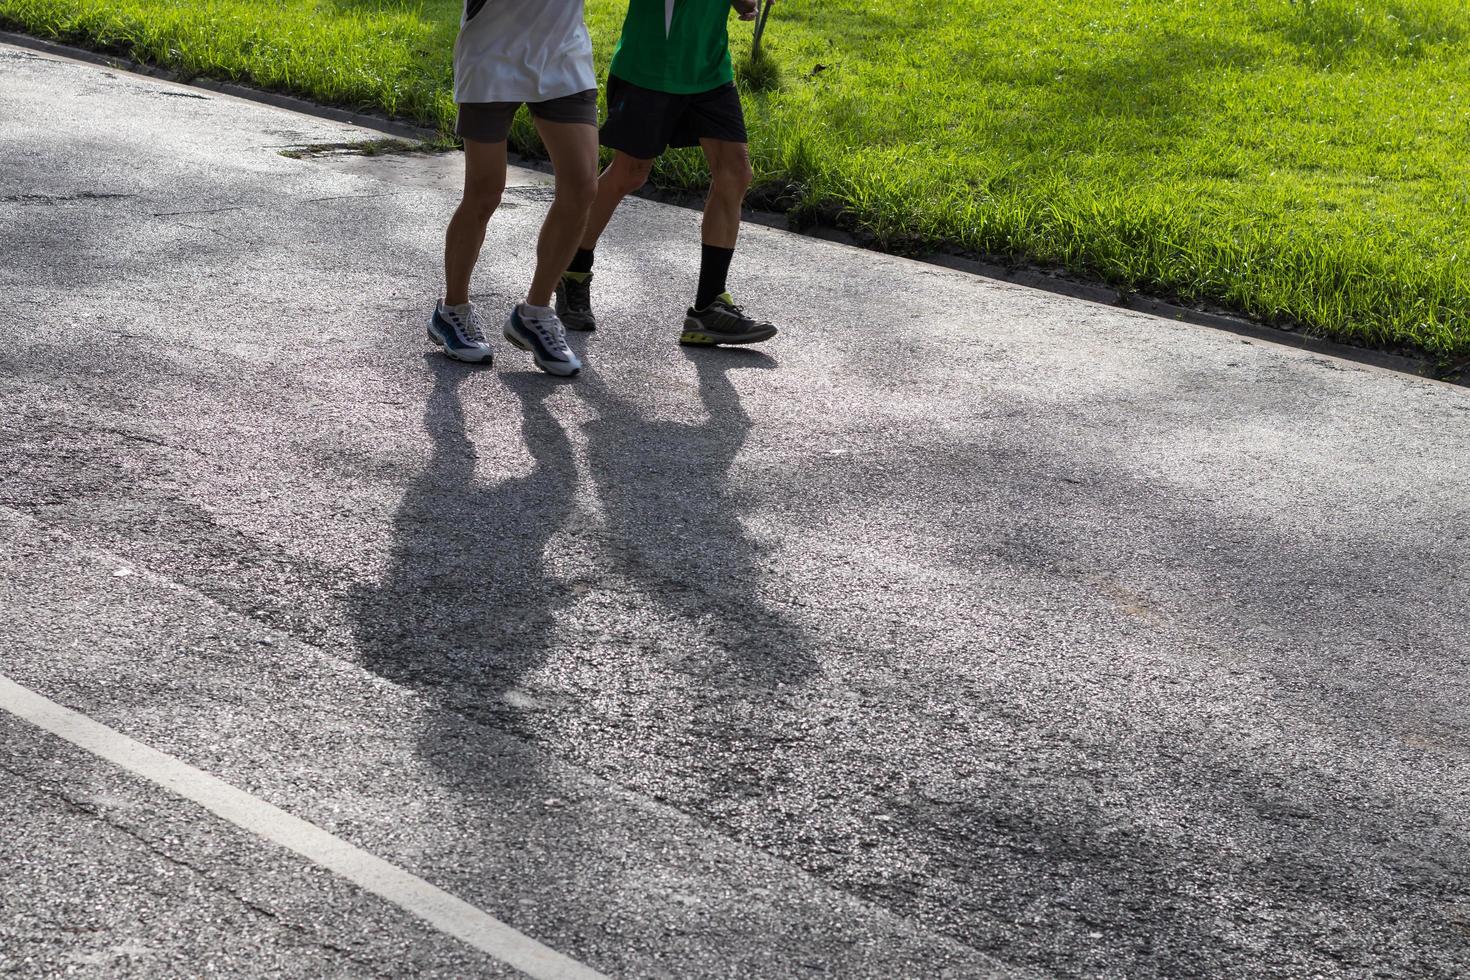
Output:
top-left (349, 345), bottom-right (817, 788)
top-left (350, 356), bottom-right (577, 721)
top-left (575, 348), bottom-right (818, 691)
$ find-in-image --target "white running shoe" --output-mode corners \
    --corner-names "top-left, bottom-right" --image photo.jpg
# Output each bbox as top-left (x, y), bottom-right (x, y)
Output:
top-left (503, 302), bottom-right (582, 377)
top-left (427, 301), bottom-right (494, 364)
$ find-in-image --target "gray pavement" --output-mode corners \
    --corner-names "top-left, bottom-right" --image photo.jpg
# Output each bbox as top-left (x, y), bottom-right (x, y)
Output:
top-left (2, 40), bottom-right (1469, 980)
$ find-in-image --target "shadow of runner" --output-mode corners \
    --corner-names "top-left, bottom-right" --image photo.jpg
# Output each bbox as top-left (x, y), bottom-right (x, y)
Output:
top-left (351, 357), bottom-right (578, 735)
top-left (350, 349), bottom-right (820, 876)
top-left (577, 349), bottom-right (818, 690)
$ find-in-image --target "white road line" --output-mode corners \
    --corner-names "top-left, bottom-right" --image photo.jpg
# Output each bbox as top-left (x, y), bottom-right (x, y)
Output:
top-left (0, 673), bottom-right (606, 980)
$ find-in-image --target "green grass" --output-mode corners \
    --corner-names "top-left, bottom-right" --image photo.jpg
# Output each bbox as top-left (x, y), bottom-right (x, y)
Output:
top-left (4, 0), bottom-right (1469, 365)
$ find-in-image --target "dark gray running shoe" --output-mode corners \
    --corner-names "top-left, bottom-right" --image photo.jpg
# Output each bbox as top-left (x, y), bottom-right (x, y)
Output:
top-left (680, 292), bottom-right (779, 346)
top-left (555, 273), bottom-right (597, 332)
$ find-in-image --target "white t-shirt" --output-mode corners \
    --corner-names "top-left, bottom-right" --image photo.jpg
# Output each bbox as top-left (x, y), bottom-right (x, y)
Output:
top-left (453, 0), bottom-right (596, 105)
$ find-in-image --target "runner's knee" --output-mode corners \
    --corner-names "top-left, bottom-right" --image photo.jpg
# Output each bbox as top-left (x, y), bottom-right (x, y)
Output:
top-left (461, 182), bottom-right (504, 222)
top-left (710, 156), bottom-right (753, 192)
top-left (557, 172), bottom-right (598, 211)
top-left (611, 156), bottom-right (654, 195)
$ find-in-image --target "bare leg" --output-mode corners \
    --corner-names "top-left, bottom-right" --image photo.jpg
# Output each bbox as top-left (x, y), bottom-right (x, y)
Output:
top-left (699, 138), bottom-right (754, 249)
top-left (526, 118), bottom-right (599, 307)
top-left (443, 138), bottom-right (508, 306)
top-left (578, 151), bottom-right (657, 253)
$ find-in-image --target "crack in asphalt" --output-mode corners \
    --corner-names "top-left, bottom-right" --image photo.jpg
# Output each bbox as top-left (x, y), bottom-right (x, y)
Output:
top-left (0, 760), bottom-right (395, 977)
top-left (151, 205), bottom-right (251, 218)
top-left (93, 426), bottom-right (208, 456)
top-left (150, 195), bottom-right (396, 218)
top-left (303, 192), bottom-right (397, 204)
top-left (1, 192), bottom-right (134, 204)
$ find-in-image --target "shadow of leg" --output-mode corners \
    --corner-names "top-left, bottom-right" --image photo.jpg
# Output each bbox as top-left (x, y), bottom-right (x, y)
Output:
top-left (576, 349), bottom-right (817, 689)
top-left (351, 358), bottom-right (579, 756)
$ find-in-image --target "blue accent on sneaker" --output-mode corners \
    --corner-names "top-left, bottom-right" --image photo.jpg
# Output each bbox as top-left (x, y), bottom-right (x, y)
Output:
top-left (503, 306), bottom-right (581, 377)
top-left (427, 306), bottom-right (492, 364)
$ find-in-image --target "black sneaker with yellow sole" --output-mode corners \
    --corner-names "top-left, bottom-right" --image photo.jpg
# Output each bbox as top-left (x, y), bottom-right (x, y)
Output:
top-left (680, 293), bottom-right (779, 346)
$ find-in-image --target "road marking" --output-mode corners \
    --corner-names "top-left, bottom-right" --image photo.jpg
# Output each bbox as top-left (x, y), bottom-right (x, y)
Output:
top-left (0, 673), bottom-right (606, 980)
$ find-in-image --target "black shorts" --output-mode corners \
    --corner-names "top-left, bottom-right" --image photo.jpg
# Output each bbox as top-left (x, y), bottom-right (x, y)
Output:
top-left (456, 89), bottom-right (598, 144)
top-left (599, 74), bottom-right (748, 160)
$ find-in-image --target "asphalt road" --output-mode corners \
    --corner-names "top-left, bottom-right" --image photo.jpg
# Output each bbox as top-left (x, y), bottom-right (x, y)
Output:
top-left (2, 40), bottom-right (1469, 979)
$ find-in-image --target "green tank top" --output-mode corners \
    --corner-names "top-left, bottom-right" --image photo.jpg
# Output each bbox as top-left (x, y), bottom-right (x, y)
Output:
top-left (609, 0), bottom-right (735, 95)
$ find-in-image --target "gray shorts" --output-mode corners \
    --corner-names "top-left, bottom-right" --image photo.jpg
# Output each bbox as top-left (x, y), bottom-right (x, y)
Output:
top-left (455, 89), bottom-right (598, 144)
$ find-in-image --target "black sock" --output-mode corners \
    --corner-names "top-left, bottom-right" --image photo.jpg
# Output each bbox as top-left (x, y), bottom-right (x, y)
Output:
top-left (568, 248), bottom-right (595, 275)
top-left (695, 244), bottom-right (734, 310)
